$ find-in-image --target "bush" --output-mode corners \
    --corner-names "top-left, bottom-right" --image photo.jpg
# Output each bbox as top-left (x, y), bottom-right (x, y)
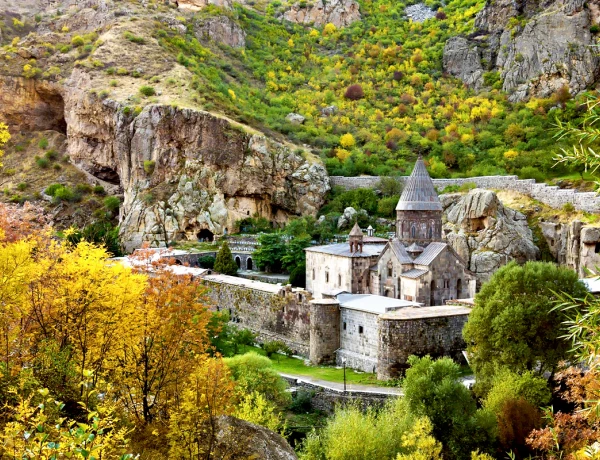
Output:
top-left (562, 202), bottom-right (575, 213)
top-left (344, 84), bottom-right (364, 101)
top-left (92, 185), bottom-right (106, 195)
top-left (38, 137), bottom-right (49, 150)
top-left (71, 35), bottom-right (85, 47)
top-left (124, 31), bottom-right (145, 44)
top-left (54, 186), bottom-right (77, 203)
top-left (103, 196), bottom-right (121, 212)
top-left (591, 25), bottom-right (600, 34)
top-left (262, 340), bottom-right (285, 358)
top-left (36, 157), bottom-right (50, 168)
top-left (45, 183), bottom-right (63, 196)
top-left (198, 255), bottom-right (216, 269)
top-left (143, 160), bottom-right (156, 174)
top-left (139, 85), bottom-right (156, 97)
top-left (75, 183), bottom-right (93, 194)
top-left (16, 182), bottom-right (28, 191)
top-left (44, 149), bottom-right (58, 160)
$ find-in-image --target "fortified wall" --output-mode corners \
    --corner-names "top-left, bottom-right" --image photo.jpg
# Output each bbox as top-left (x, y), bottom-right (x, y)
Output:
top-left (331, 175), bottom-right (600, 213)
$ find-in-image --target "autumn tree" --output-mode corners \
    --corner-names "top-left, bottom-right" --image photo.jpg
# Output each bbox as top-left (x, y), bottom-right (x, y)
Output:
top-left (214, 240), bottom-right (238, 275)
top-left (168, 356), bottom-right (236, 459)
top-left (0, 122), bottom-right (9, 166)
top-left (114, 268), bottom-right (212, 425)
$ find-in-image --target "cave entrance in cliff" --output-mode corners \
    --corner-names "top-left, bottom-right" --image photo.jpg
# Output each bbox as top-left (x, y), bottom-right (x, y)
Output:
top-left (197, 229), bottom-right (214, 242)
top-left (92, 166), bottom-right (120, 185)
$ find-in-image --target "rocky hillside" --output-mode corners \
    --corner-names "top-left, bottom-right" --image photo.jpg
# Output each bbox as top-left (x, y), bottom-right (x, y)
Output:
top-left (0, 0), bottom-right (329, 251)
top-left (443, 0), bottom-right (600, 101)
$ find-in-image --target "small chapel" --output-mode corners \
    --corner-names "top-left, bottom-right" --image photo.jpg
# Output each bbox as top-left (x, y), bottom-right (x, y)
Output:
top-left (305, 156), bottom-right (477, 306)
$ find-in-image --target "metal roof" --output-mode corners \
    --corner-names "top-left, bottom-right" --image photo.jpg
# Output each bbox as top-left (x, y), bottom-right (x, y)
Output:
top-left (396, 156), bottom-right (443, 211)
top-left (400, 268), bottom-right (429, 279)
top-left (305, 242), bottom-right (386, 258)
top-left (337, 293), bottom-right (421, 314)
top-left (389, 239), bottom-right (413, 263)
top-left (413, 242), bottom-right (447, 265)
top-left (406, 243), bottom-right (424, 253)
top-left (349, 223), bottom-right (364, 236)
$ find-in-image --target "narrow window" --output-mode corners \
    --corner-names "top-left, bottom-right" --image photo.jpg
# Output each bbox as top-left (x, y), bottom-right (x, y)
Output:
top-left (596, 243), bottom-right (600, 254)
top-left (338, 274), bottom-right (341, 286)
top-left (358, 325), bottom-right (364, 334)
top-left (325, 272), bottom-right (329, 283)
top-left (388, 266), bottom-right (392, 277)
top-left (343, 322), bottom-right (347, 331)
top-left (312, 269), bottom-right (315, 280)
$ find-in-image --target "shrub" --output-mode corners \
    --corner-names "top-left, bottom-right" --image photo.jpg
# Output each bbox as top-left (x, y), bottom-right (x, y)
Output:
top-left (198, 255), bottom-right (216, 269)
top-left (38, 137), bottom-right (49, 150)
top-left (518, 166), bottom-right (545, 182)
top-left (124, 31), bottom-right (145, 44)
top-left (53, 163), bottom-right (61, 171)
top-left (36, 157), bottom-right (50, 168)
top-left (44, 149), bottom-right (58, 160)
top-left (44, 183), bottom-right (63, 196)
top-left (562, 202), bottom-right (575, 213)
top-left (3, 168), bottom-right (16, 176)
top-left (591, 25), bottom-right (600, 34)
top-left (93, 185), bottom-right (106, 195)
top-left (344, 84), bottom-right (364, 101)
top-left (262, 340), bottom-right (285, 358)
top-left (435, 10), bottom-right (447, 19)
top-left (75, 183), bottom-right (93, 194)
top-left (103, 196), bottom-right (121, 212)
top-left (109, 80), bottom-right (118, 87)
top-left (71, 35), bottom-right (85, 47)
top-left (53, 185), bottom-right (77, 202)
top-left (16, 182), bottom-right (27, 191)
top-left (143, 160), bottom-right (156, 174)
top-left (139, 85), bottom-right (156, 97)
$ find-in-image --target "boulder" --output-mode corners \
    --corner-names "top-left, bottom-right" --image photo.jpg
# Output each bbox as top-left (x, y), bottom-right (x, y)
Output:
top-left (405, 3), bottom-right (436, 22)
top-left (442, 189), bottom-right (539, 282)
top-left (320, 105), bottom-right (338, 117)
top-left (282, 0), bottom-right (360, 28)
top-left (286, 113), bottom-right (306, 125)
top-left (337, 206), bottom-right (367, 229)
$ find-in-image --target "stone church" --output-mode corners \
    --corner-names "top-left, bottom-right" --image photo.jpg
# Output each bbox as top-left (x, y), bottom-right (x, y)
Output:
top-left (306, 157), bottom-right (476, 306)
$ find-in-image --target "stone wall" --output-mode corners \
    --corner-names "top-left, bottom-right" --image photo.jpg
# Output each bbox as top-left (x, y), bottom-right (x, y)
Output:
top-left (202, 276), bottom-right (312, 356)
top-left (377, 310), bottom-right (469, 380)
top-left (338, 309), bottom-right (380, 373)
top-left (331, 176), bottom-right (600, 213)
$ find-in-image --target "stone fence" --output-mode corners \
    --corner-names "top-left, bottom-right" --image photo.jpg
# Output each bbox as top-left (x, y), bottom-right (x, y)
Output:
top-left (330, 175), bottom-right (600, 214)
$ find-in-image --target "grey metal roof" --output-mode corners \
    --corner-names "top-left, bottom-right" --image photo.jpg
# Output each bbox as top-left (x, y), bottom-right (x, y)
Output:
top-left (400, 268), bottom-right (429, 279)
top-left (406, 243), bottom-right (424, 253)
top-left (413, 242), bottom-right (447, 265)
top-left (388, 239), bottom-right (413, 264)
top-left (305, 242), bottom-right (386, 258)
top-left (396, 157), bottom-right (443, 211)
top-left (337, 293), bottom-right (421, 314)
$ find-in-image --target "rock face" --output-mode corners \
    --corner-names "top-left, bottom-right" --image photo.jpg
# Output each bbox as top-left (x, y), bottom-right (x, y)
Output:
top-left (540, 220), bottom-right (600, 277)
top-left (176, 0), bottom-right (232, 12)
top-left (442, 189), bottom-right (539, 282)
top-left (193, 15), bottom-right (246, 48)
top-left (62, 72), bottom-right (329, 251)
top-left (286, 113), bottom-right (306, 125)
top-left (405, 3), bottom-right (436, 22)
top-left (282, 0), bottom-right (360, 28)
top-left (443, 0), bottom-right (600, 101)
top-left (213, 416), bottom-right (297, 460)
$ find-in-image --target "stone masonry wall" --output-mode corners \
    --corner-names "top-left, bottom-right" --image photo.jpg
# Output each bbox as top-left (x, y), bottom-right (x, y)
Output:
top-left (377, 314), bottom-right (468, 380)
top-left (203, 280), bottom-right (312, 356)
top-left (331, 176), bottom-right (600, 213)
top-left (338, 309), bottom-right (379, 373)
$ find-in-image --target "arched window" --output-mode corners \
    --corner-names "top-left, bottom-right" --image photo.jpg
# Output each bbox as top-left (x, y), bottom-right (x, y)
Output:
top-left (411, 224), bottom-right (416, 238)
top-left (428, 226), bottom-right (433, 239)
top-left (234, 256), bottom-right (241, 268)
top-left (247, 258), bottom-right (253, 270)
top-left (338, 274), bottom-right (341, 287)
top-left (457, 278), bottom-right (462, 298)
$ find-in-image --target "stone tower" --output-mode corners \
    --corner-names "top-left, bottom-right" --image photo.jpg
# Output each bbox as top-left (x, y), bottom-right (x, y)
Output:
top-left (349, 222), bottom-right (364, 253)
top-left (396, 156), bottom-right (442, 245)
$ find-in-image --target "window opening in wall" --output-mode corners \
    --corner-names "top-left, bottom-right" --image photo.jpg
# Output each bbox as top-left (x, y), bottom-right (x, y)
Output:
top-left (298, 294), bottom-right (303, 302)
top-left (247, 258), bottom-right (253, 270)
top-left (457, 279), bottom-right (462, 298)
top-left (325, 272), bottom-right (329, 283)
top-left (596, 243), bottom-right (600, 254)
top-left (411, 225), bottom-right (416, 238)
top-left (312, 269), bottom-right (315, 280)
top-left (444, 279), bottom-right (450, 289)
top-left (343, 322), bottom-right (347, 331)
top-left (358, 325), bottom-right (364, 334)
top-left (388, 266), bottom-right (392, 277)
top-left (338, 274), bottom-right (341, 286)
top-left (235, 256), bottom-right (241, 268)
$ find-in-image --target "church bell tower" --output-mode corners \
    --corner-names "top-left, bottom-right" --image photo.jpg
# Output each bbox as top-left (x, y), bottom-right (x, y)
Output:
top-left (396, 156), bottom-right (442, 246)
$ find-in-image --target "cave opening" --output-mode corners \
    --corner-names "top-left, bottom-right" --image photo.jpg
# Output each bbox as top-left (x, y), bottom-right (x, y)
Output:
top-left (35, 87), bottom-right (67, 135)
top-left (197, 229), bottom-right (214, 242)
top-left (92, 166), bottom-right (120, 185)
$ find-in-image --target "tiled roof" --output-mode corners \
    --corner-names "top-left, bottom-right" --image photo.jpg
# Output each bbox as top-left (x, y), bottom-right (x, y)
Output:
top-left (396, 156), bottom-right (443, 211)
top-left (305, 242), bottom-right (385, 258)
top-left (400, 268), bottom-right (429, 279)
top-left (413, 242), bottom-right (447, 265)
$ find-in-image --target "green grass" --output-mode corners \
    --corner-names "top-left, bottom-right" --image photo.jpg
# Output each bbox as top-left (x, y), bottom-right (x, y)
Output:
top-left (243, 345), bottom-right (380, 385)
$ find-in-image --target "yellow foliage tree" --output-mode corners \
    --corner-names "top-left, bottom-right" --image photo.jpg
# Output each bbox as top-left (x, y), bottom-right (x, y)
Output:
top-left (168, 356), bottom-right (236, 459)
top-left (396, 417), bottom-right (442, 460)
top-left (340, 133), bottom-right (356, 148)
top-left (0, 122), bottom-right (9, 166)
top-left (234, 391), bottom-right (282, 432)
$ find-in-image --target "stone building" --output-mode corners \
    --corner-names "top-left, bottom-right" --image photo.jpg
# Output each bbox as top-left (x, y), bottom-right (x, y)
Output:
top-left (306, 156), bottom-right (477, 305)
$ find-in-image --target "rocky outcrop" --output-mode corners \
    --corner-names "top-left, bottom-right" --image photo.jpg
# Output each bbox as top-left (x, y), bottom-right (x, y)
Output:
top-left (443, 0), bottom-right (600, 101)
top-left (61, 70), bottom-right (329, 251)
top-left (282, 0), bottom-right (360, 28)
top-left (442, 189), bottom-right (539, 282)
top-left (193, 15), bottom-right (246, 48)
top-left (540, 220), bottom-right (600, 277)
top-left (405, 3), bottom-right (436, 22)
top-left (213, 416), bottom-right (297, 460)
top-left (176, 0), bottom-right (232, 12)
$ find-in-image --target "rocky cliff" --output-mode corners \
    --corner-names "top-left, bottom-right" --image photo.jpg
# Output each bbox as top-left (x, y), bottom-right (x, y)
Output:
top-left (0, 0), bottom-right (329, 252)
top-left (443, 0), bottom-right (600, 101)
top-left (282, 0), bottom-right (360, 28)
top-left (442, 189), bottom-right (540, 282)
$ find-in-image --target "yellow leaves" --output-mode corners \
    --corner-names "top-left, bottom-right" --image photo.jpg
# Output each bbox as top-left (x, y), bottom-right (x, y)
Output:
top-left (309, 29), bottom-right (319, 37)
top-left (234, 391), bottom-right (282, 432)
top-left (503, 149), bottom-right (519, 160)
top-left (323, 23), bottom-right (337, 36)
top-left (228, 89), bottom-right (236, 100)
top-left (336, 148), bottom-right (352, 161)
top-left (396, 417), bottom-right (442, 460)
top-left (339, 133), bottom-right (356, 149)
top-left (287, 38), bottom-right (295, 48)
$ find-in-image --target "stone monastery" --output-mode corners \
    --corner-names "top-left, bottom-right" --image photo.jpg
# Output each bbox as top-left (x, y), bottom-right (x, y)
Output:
top-left (306, 156), bottom-right (477, 305)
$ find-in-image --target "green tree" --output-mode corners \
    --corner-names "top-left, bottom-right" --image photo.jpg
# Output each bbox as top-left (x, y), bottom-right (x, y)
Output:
top-left (282, 234), bottom-right (311, 287)
top-left (253, 233), bottom-right (286, 273)
top-left (463, 261), bottom-right (588, 389)
top-left (402, 355), bottom-right (496, 460)
top-left (213, 240), bottom-right (238, 275)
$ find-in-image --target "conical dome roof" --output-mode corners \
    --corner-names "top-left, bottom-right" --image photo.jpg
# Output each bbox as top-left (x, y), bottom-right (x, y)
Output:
top-left (349, 222), bottom-right (363, 236)
top-left (396, 156), bottom-right (442, 211)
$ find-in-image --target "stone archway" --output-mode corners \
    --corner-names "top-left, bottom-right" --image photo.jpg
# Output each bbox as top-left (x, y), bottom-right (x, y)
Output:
top-left (235, 256), bottom-right (241, 268)
top-left (247, 257), bottom-right (253, 270)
